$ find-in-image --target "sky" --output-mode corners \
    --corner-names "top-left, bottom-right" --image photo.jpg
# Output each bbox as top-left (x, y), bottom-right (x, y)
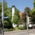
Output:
top-left (0, 0), bottom-right (34, 12)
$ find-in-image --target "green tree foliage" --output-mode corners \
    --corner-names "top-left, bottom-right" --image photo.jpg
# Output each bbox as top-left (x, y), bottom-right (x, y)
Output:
top-left (0, 2), bottom-right (12, 18)
top-left (30, 0), bottom-right (35, 24)
top-left (30, 9), bottom-right (35, 17)
top-left (23, 7), bottom-right (31, 27)
top-left (24, 7), bottom-right (31, 15)
top-left (30, 0), bottom-right (35, 17)
top-left (30, 9), bottom-right (35, 24)
top-left (14, 8), bottom-right (20, 17)
top-left (13, 15), bottom-right (19, 24)
top-left (0, 2), bottom-right (2, 15)
top-left (4, 20), bottom-right (9, 28)
top-left (24, 7), bottom-right (31, 22)
top-left (0, 2), bottom-right (12, 28)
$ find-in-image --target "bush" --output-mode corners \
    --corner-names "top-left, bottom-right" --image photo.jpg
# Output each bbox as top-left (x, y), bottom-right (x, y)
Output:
top-left (4, 28), bottom-right (13, 32)
top-left (8, 29), bottom-right (13, 31)
top-left (0, 28), bottom-right (1, 30)
top-left (14, 27), bottom-right (19, 30)
top-left (18, 26), bottom-right (27, 30)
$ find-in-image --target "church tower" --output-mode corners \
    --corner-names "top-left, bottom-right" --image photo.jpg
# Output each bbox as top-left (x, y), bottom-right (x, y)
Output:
top-left (12, 5), bottom-right (15, 22)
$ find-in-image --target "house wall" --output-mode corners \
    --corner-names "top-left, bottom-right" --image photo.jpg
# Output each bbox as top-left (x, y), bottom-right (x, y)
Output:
top-left (19, 12), bottom-right (23, 19)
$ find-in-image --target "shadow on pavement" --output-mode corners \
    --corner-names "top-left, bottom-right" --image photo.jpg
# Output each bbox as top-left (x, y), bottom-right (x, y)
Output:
top-left (0, 30), bottom-right (1, 34)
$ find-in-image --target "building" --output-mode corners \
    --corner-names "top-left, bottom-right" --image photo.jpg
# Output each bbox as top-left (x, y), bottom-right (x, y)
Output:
top-left (19, 12), bottom-right (23, 19)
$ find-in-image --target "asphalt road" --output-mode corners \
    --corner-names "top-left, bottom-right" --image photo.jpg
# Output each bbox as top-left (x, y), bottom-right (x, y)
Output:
top-left (0, 29), bottom-right (35, 35)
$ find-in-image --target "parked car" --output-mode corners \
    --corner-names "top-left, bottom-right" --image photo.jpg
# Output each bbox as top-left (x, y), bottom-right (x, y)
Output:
top-left (33, 24), bottom-right (35, 29)
top-left (28, 23), bottom-right (33, 29)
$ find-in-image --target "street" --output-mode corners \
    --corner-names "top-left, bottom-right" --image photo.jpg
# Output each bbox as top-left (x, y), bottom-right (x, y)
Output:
top-left (0, 29), bottom-right (35, 35)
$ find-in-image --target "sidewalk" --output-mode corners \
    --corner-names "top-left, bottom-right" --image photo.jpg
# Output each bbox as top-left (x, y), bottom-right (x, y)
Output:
top-left (0, 29), bottom-right (35, 35)
top-left (30, 33), bottom-right (35, 35)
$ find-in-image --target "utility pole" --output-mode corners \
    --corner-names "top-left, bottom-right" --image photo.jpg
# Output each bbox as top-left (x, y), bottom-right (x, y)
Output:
top-left (26, 15), bottom-right (29, 35)
top-left (26, 11), bottom-right (29, 35)
top-left (2, 0), bottom-right (4, 35)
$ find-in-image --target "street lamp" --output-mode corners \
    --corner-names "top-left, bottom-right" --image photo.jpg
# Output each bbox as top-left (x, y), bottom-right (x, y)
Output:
top-left (2, 0), bottom-right (4, 35)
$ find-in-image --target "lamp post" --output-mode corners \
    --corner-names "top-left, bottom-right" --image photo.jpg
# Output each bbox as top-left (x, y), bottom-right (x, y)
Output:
top-left (2, 0), bottom-right (4, 35)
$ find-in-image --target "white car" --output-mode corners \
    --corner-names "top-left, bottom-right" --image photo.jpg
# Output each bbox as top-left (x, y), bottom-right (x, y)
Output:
top-left (28, 23), bottom-right (33, 29)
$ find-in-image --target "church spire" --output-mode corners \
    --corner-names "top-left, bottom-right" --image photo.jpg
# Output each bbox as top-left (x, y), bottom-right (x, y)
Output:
top-left (33, 0), bottom-right (35, 8)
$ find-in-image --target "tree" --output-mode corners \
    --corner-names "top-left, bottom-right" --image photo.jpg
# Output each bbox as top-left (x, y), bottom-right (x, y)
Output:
top-left (13, 15), bottom-right (19, 24)
top-left (24, 7), bottom-right (31, 15)
top-left (30, 0), bottom-right (35, 17)
top-left (0, 2), bottom-right (2, 15)
top-left (30, 9), bottom-right (35, 17)
top-left (0, 2), bottom-right (12, 28)
top-left (14, 7), bottom-right (20, 17)
top-left (24, 7), bottom-right (31, 22)
top-left (30, 0), bottom-right (35, 24)
top-left (4, 9), bottom-right (12, 19)
top-left (0, 2), bottom-right (12, 19)
top-left (8, 7), bottom-right (12, 19)
top-left (23, 7), bottom-right (31, 27)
